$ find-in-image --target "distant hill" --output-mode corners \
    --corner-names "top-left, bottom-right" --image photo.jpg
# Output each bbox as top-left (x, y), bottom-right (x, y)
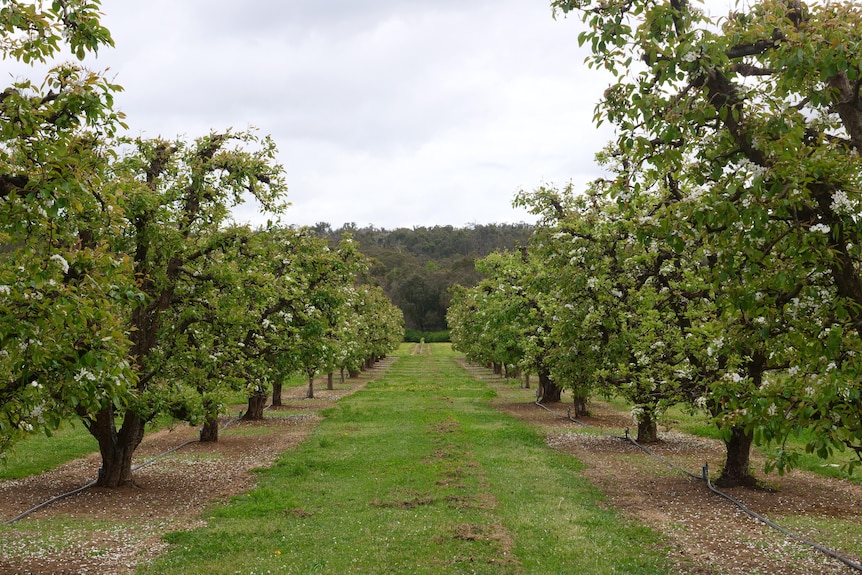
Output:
top-left (309, 222), bottom-right (533, 333)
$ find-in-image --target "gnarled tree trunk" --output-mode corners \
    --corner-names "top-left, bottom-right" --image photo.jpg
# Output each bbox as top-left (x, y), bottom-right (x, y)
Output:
top-left (200, 398), bottom-right (219, 442)
top-left (244, 387), bottom-right (268, 421)
top-left (572, 393), bottom-right (589, 418)
top-left (271, 382), bottom-right (283, 407)
top-left (716, 425), bottom-right (755, 487)
top-left (636, 412), bottom-right (658, 444)
top-left (307, 375), bottom-right (315, 399)
top-left (87, 407), bottom-right (146, 488)
top-left (537, 368), bottom-right (562, 403)
top-left (327, 372), bottom-right (334, 390)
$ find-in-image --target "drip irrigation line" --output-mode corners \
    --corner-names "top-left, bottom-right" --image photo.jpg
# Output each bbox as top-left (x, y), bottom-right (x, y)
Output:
top-left (532, 398), bottom-right (862, 572)
top-left (3, 406), bottom-right (257, 526)
top-left (2, 479), bottom-right (97, 525)
top-left (624, 430), bottom-right (704, 481)
top-left (534, 400), bottom-right (588, 427)
top-left (702, 465), bottom-right (862, 573)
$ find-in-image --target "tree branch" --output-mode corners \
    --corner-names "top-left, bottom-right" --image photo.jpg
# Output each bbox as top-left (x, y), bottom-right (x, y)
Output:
top-left (725, 29), bottom-right (785, 59)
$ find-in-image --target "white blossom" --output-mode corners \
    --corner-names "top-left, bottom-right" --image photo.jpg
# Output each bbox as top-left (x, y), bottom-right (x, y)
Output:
top-left (810, 223), bottom-right (831, 234)
top-left (830, 190), bottom-right (855, 215)
top-left (50, 254), bottom-right (69, 274)
top-left (74, 368), bottom-right (96, 382)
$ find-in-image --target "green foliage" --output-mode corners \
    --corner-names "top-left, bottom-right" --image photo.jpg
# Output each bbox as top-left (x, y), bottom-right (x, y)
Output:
top-left (0, 1), bottom-right (114, 63)
top-left (313, 223), bottom-right (533, 331)
top-left (521, 0), bottom-right (862, 477)
top-left (0, 0), bottom-right (405, 486)
top-left (0, 0), bottom-right (134, 453)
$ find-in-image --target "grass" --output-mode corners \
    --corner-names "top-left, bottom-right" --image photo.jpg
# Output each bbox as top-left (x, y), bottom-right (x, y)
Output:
top-left (0, 372), bottom-right (315, 480)
top-left (593, 395), bottom-right (861, 483)
top-left (661, 403), bottom-right (861, 483)
top-left (773, 515), bottom-right (862, 561)
top-left (138, 343), bottom-right (674, 575)
top-left (0, 421), bottom-right (97, 480)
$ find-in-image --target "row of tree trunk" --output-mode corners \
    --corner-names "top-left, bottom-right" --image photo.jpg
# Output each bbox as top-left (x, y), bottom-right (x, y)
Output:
top-left (484, 363), bottom-right (753, 487)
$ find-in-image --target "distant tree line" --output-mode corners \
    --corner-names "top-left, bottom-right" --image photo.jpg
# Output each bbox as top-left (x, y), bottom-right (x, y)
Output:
top-left (310, 223), bottom-right (533, 333)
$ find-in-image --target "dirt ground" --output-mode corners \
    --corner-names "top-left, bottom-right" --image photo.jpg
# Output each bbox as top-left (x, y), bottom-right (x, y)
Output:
top-left (0, 363), bottom-right (393, 575)
top-left (465, 363), bottom-right (862, 575)
top-left (2, 357), bottom-right (861, 575)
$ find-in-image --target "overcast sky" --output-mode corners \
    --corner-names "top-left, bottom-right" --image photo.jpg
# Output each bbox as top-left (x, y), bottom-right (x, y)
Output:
top-left (71, 0), bottom-right (622, 230)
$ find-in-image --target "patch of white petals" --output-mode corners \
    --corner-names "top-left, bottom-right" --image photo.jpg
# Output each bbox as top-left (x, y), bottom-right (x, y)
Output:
top-left (50, 254), bottom-right (69, 274)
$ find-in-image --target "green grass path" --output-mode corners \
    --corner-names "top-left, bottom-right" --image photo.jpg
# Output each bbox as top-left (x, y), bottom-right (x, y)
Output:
top-left (141, 345), bottom-right (671, 575)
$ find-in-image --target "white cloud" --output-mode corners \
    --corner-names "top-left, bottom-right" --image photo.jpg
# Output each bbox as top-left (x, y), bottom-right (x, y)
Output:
top-left (96, 0), bottom-right (615, 228)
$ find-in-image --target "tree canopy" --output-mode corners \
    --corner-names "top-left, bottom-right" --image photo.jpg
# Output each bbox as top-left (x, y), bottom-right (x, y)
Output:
top-left (449, 0), bottom-right (862, 486)
top-left (313, 223), bottom-right (533, 332)
top-left (0, 2), bottom-right (403, 486)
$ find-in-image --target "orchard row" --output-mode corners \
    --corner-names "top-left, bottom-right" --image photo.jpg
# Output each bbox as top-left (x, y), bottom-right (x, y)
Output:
top-left (449, 0), bottom-right (862, 487)
top-left (0, 3), bottom-right (403, 487)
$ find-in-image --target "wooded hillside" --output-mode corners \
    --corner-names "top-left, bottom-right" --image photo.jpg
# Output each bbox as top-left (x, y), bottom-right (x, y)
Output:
top-left (310, 223), bottom-right (533, 333)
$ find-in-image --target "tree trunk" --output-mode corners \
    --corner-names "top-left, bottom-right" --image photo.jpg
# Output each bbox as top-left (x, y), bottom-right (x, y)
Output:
top-left (572, 393), bottom-right (589, 418)
top-left (537, 369), bottom-right (562, 403)
top-left (200, 398), bottom-right (219, 442)
top-left (307, 375), bottom-right (314, 399)
top-left (349, 368), bottom-right (361, 379)
top-left (87, 407), bottom-right (146, 488)
top-left (340, 367), bottom-right (346, 383)
top-left (200, 413), bottom-right (219, 442)
top-left (524, 373), bottom-right (530, 389)
top-left (716, 425), bottom-right (755, 487)
top-left (493, 362), bottom-right (502, 376)
top-left (271, 382), bottom-right (283, 407)
top-left (327, 372), bottom-right (334, 390)
top-left (244, 387), bottom-right (268, 421)
top-left (636, 412), bottom-right (658, 443)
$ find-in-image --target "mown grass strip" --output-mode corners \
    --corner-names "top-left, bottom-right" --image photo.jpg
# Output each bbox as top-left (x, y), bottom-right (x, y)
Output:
top-left (0, 423), bottom-right (97, 480)
top-left (139, 344), bottom-right (672, 575)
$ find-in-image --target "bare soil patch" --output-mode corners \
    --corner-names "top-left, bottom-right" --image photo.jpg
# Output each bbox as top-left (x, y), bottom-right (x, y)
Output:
top-left (472, 364), bottom-right (862, 575)
top-left (0, 361), bottom-right (393, 575)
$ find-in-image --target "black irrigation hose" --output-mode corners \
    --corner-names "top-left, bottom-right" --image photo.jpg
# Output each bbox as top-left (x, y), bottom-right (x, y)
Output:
top-left (534, 399), bottom-right (588, 427)
top-left (702, 464), bottom-right (862, 573)
top-left (2, 479), bottom-right (98, 525)
top-left (624, 429), bottom-right (704, 481)
top-left (4, 367), bottom-right (388, 525)
top-left (533, 399), bottom-right (862, 573)
top-left (2, 407), bottom-right (254, 525)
